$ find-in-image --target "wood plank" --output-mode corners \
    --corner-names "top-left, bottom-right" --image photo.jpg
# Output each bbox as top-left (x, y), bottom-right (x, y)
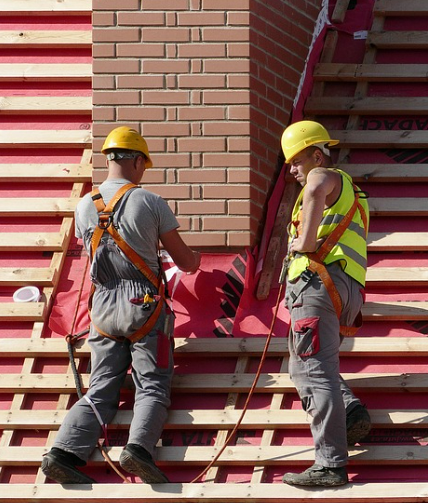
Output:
top-left (368, 198), bottom-right (428, 216)
top-left (333, 129), bottom-right (428, 149)
top-left (363, 301), bottom-right (428, 320)
top-left (0, 300), bottom-right (424, 327)
top-left (0, 64), bottom-right (92, 82)
top-left (0, 96), bottom-right (92, 114)
top-left (0, 0), bottom-right (91, 15)
top-left (338, 163), bottom-right (428, 182)
top-left (0, 31), bottom-right (91, 48)
top-left (0, 302), bottom-right (45, 321)
top-left (368, 32), bottom-right (428, 49)
top-left (1, 372), bottom-right (428, 394)
top-left (0, 233), bottom-right (64, 251)
top-left (367, 232), bottom-right (428, 251)
top-left (1, 408), bottom-right (424, 430)
top-left (305, 96), bottom-right (428, 115)
top-left (3, 336), bottom-right (428, 358)
top-left (0, 198), bottom-right (80, 216)
top-left (314, 63), bottom-right (428, 82)
top-left (2, 445), bottom-right (428, 466)
top-left (0, 130), bottom-right (91, 148)
top-left (256, 170), bottom-right (300, 300)
top-left (0, 163), bottom-right (92, 182)
top-left (0, 268), bottom-right (54, 286)
top-left (330, 0), bottom-right (351, 23)
top-left (374, 0), bottom-right (428, 16)
top-left (2, 482), bottom-right (428, 503)
top-left (367, 267), bottom-right (428, 284)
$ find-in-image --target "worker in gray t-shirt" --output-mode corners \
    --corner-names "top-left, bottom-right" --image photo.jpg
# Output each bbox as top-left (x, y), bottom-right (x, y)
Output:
top-left (42, 126), bottom-right (200, 485)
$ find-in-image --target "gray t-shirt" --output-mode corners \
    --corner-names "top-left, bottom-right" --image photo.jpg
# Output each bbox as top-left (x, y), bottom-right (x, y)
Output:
top-left (75, 178), bottom-right (179, 276)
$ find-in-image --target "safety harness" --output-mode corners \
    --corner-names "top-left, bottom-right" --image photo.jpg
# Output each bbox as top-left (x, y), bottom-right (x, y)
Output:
top-left (293, 183), bottom-right (369, 336)
top-left (89, 182), bottom-right (165, 343)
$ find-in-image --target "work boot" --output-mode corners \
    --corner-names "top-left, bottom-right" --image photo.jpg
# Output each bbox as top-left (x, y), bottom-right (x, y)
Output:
top-left (41, 448), bottom-right (95, 484)
top-left (347, 404), bottom-right (371, 446)
top-left (282, 464), bottom-right (348, 487)
top-left (119, 443), bottom-right (169, 483)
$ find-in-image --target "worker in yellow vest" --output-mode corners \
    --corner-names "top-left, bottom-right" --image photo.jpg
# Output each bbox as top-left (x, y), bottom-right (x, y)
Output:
top-left (280, 120), bottom-right (371, 487)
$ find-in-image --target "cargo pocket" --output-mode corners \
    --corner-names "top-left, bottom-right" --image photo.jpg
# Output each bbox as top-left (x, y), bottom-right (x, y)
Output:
top-left (293, 316), bottom-right (320, 357)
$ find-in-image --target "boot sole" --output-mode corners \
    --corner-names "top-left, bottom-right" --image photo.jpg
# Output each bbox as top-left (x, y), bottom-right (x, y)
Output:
top-left (119, 451), bottom-right (169, 484)
top-left (347, 418), bottom-right (371, 446)
top-left (41, 455), bottom-right (95, 484)
top-left (283, 475), bottom-right (348, 487)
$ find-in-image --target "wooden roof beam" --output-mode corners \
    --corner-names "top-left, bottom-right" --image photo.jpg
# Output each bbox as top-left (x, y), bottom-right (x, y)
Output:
top-left (332, 129), bottom-right (428, 149)
top-left (374, 0), bottom-right (428, 16)
top-left (1, 372), bottom-right (428, 393)
top-left (0, 31), bottom-right (91, 48)
top-left (368, 31), bottom-right (428, 49)
top-left (0, 0), bottom-right (91, 15)
top-left (0, 130), bottom-right (91, 148)
top-left (314, 63), bottom-right (428, 82)
top-left (3, 482), bottom-right (428, 503)
top-left (1, 408), bottom-right (426, 430)
top-left (2, 336), bottom-right (428, 358)
top-left (0, 163), bottom-right (92, 182)
top-left (2, 444), bottom-right (428, 466)
top-left (305, 97), bottom-right (428, 115)
top-left (338, 164), bottom-right (428, 183)
top-left (0, 63), bottom-right (92, 82)
top-left (0, 96), bottom-right (92, 115)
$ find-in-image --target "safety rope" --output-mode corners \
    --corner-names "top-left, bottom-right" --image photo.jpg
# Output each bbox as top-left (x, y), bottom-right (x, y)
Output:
top-left (66, 251), bottom-right (284, 484)
top-left (190, 280), bottom-right (284, 483)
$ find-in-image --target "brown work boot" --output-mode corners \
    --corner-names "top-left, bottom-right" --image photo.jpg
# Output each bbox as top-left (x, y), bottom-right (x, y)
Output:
top-left (347, 404), bottom-right (371, 446)
top-left (282, 464), bottom-right (348, 487)
top-left (41, 448), bottom-right (95, 484)
top-left (119, 444), bottom-right (169, 484)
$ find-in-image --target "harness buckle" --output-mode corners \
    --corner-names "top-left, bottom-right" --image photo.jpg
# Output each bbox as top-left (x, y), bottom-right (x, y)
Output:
top-left (98, 212), bottom-right (113, 230)
top-left (300, 269), bottom-right (315, 283)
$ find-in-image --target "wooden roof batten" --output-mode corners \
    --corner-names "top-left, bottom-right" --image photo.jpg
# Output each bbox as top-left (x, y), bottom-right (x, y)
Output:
top-left (0, 0), bottom-right (91, 15)
top-left (2, 482), bottom-right (428, 503)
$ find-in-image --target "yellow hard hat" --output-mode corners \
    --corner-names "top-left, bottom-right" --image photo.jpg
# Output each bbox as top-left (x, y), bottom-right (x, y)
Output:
top-left (281, 120), bottom-right (339, 163)
top-left (101, 126), bottom-right (153, 168)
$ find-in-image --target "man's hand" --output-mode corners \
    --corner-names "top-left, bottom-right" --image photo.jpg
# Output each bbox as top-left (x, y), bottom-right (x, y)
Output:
top-left (290, 236), bottom-right (326, 255)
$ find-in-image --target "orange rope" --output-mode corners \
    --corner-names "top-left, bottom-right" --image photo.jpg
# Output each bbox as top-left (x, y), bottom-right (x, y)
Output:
top-left (190, 282), bottom-right (284, 483)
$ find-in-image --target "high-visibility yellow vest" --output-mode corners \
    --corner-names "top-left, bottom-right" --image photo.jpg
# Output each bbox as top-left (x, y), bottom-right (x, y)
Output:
top-left (287, 169), bottom-right (369, 286)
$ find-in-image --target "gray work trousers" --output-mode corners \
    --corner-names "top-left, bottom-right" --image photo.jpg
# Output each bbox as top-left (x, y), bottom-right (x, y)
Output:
top-left (285, 262), bottom-right (364, 468)
top-left (53, 307), bottom-right (173, 462)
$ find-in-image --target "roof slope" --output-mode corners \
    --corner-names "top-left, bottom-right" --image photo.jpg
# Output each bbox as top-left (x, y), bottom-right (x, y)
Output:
top-left (1, 0), bottom-right (428, 502)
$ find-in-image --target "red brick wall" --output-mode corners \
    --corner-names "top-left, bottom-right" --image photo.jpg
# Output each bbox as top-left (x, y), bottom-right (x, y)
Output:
top-left (92, 0), bottom-right (323, 249)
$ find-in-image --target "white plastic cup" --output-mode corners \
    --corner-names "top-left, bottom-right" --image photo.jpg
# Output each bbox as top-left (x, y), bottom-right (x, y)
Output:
top-left (13, 286), bottom-right (41, 303)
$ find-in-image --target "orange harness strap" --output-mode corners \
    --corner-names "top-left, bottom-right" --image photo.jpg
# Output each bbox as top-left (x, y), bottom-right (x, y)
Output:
top-left (89, 183), bottom-right (164, 343)
top-left (302, 186), bottom-right (368, 336)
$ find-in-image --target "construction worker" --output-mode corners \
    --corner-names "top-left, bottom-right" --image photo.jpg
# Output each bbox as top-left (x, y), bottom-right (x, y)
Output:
top-left (280, 120), bottom-right (371, 487)
top-left (42, 126), bottom-right (200, 484)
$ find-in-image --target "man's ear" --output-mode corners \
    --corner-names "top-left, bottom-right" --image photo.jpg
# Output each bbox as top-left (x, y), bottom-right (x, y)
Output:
top-left (137, 155), bottom-right (145, 169)
top-left (313, 148), bottom-right (323, 166)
